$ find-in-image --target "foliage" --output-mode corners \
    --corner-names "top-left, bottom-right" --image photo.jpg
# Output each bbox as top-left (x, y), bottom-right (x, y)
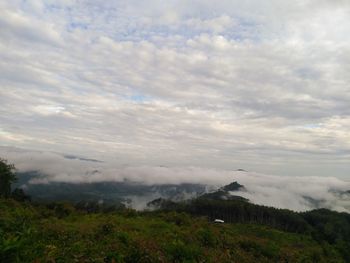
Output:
top-left (158, 197), bottom-right (350, 261)
top-left (11, 188), bottom-right (31, 202)
top-left (302, 209), bottom-right (350, 262)
top-left (0, 158), bottom-right (16, 198)
top-left (0, 198), bottom-right (347, 263)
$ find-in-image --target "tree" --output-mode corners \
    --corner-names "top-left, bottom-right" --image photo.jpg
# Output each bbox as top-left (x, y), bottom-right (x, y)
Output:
top-left (11, 188), bottom-right (31, 202)
top-left (0, 158), bottom-right (17, 198)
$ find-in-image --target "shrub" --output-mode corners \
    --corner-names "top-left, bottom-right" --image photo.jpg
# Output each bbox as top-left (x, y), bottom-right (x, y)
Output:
top-left (162, 212), bottom-right (191, 226)
top-left (164, 240), bottom-right (202, 262)
top-left (197, 228), bottom-right (217, 248)
top-left (239, 240), bottom-right (279, 259)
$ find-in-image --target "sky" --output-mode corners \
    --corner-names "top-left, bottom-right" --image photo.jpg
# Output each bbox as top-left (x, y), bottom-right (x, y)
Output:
top-left (1, 0), bottom-right (350, 180)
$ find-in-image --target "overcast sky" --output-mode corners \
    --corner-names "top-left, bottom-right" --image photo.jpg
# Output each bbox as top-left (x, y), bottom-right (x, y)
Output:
top-left (1, 0), bottom-right (350, 179)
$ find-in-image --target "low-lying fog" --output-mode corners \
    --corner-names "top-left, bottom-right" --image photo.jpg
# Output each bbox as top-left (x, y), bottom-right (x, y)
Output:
top-left (2, 147), bottom-right (350, 213)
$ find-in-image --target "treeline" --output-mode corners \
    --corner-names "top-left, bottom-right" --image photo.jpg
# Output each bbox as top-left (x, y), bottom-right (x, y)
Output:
top-left (157, 198), bottom-right (350, 261)
top-left (187, 199), bottom-right (310, 232)
top-left (302, 209), bottom-right (350, 262)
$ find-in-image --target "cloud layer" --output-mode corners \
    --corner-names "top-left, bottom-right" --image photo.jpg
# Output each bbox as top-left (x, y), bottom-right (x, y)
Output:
top-left (2, 147), bottom-right (350, 212)
top-left (1, 1), bottom-right (350, 178)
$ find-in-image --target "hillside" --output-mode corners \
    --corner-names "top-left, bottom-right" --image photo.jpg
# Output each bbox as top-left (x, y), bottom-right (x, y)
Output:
top-left (0, 198), bottom-right (347, 263)
top-left (14, 171), bottom-right (208, 206)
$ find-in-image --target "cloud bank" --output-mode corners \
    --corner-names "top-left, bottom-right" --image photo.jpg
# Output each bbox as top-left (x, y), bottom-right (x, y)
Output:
top-left (2, 147), bottom-right (349, 213)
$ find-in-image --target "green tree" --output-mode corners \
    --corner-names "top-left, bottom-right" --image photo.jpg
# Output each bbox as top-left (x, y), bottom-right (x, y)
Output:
top-left (11, 188), bottom-right (31, 202)
top-left (0, 158), bottom-right (17, 198)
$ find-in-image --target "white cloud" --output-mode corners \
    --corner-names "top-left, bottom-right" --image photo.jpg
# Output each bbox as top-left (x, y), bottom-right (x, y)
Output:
top-left (1, 147), bottom-right (349, 212)
top-left (0, 9), bottom-right (62, 46)
top-left (0, 0), bottom-right (350, 179)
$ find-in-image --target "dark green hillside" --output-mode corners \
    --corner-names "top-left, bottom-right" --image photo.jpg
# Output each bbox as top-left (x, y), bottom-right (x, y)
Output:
top-left (155, 197), bottom-right (350, 261)
top-left (14, 171), bottom-right (207, 203)
top-left (0, 198), bottom-right (346, 263)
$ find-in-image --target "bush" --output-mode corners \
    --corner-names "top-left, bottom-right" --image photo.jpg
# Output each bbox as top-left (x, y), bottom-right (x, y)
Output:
top-left (46, 202), bottom-right (75, 218)
top-left (104, 251), bottom-right (123, 263)
top-left (197, 228), bottom-right (217, 247)
top-left (162, 212), bottom-right (191, 226)
top-left (11, 188), bottom-right (31, 202)
top-left (239, 240), bottom-right (279, 259)
top-left (164, 240), bottom-right (202, 262)
top-left (124, 245), bottom-right (155, 263)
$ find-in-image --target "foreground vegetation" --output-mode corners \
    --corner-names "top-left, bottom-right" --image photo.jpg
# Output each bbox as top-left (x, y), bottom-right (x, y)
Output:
top-left (1, 159), bottom-right (349, 262)
top-left (0, 198), bottom-right (347, 263)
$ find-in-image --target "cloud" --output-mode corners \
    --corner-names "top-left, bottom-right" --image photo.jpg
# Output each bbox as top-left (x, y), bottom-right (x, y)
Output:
top-left (0, 1), bottom-right (350, 179)
top-left (0, 9), bottom-right (62, 46)
top-left (1, 147), bottom-right (350, 212)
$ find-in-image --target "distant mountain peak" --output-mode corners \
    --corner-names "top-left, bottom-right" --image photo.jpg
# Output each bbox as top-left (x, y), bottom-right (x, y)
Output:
top-left (221, 181), bottom-right (245, 192)
top-left (198, 181), bottom-right (248, 202)
top-left (63, 155), bottom-right (103, 163)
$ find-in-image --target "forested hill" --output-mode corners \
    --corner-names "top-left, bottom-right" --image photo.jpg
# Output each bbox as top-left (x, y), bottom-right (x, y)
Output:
top-left (1, 197), bottom-right (350, 262)
top-left (149, 195), bottom-right (350, 261)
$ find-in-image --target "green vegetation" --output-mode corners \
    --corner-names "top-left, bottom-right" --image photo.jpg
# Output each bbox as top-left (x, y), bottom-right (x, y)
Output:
top-left (0, 198), bottom-right (345, 263)
top-left (160, 198), bottom-right (350, 261)
top-left (0, 158), bottom-right (16, 198)
top-left (1, 159), bottom-right (349, 262)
